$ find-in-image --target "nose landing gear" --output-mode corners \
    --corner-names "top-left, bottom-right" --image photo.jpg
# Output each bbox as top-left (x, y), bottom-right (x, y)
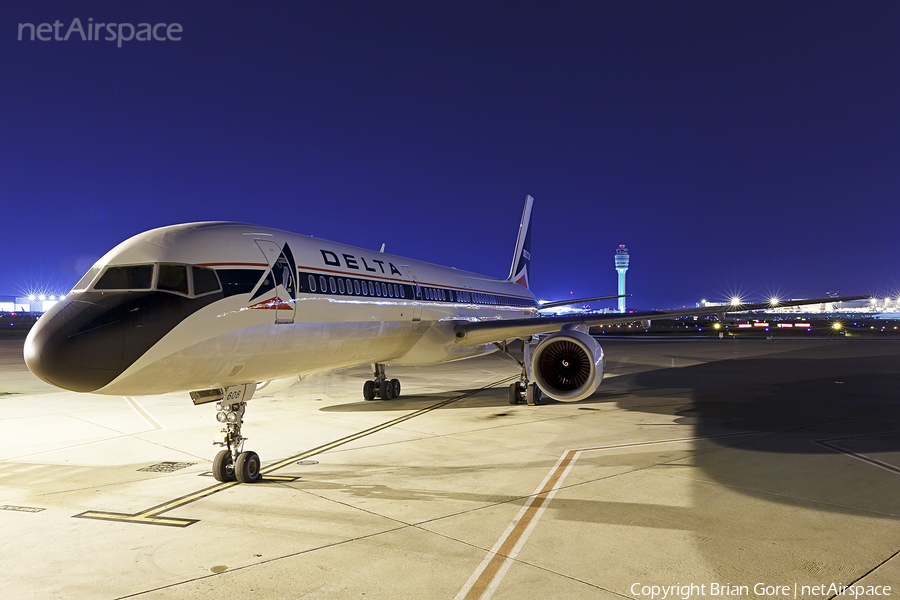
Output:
top-left (363, 363), bottom-right (401, 401)
top-left (198, 384), bottom-right (262, 484)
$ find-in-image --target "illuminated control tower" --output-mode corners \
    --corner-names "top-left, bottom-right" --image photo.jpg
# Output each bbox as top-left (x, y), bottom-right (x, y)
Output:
top-left (615, 245), bottom-right (629, 312)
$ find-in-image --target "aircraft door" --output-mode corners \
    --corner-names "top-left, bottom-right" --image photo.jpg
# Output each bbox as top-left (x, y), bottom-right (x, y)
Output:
top-left (255, 240), bottom-right (297, 324)
top-left (402, 266), bottom-right (422, 321)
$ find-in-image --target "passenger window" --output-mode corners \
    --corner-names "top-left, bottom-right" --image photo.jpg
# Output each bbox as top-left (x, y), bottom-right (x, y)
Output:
top-left (319, 276), bottom-right (327, 292)
top-left (191, 266), bottom-right (221, 295)
top-left (346, 279), bottom-right (352, 293)
top-left (329, 277), bottom-right (337, 293)
top-left (338, 279), bottom-right (345, 294)
top-left (393, 284), bottom-right (399, 297)
top-left (94, 264), bottom-right (154, 290)
top-left (309, 275), bottom-right (317, 292)
top-left (368, 281), bottom-right (375, 295)
top-left (381, 283), bottom-right (388, 296)
top-left (353, 280), bottom-right (360, 295)
top-left (399, 285), bottom-right (405, 298)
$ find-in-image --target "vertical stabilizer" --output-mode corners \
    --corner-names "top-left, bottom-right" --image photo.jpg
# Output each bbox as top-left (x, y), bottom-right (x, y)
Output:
top-left (507, 195), bottom-right (534, 289)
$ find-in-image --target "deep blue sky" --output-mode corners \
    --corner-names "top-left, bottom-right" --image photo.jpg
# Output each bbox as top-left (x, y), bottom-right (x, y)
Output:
top-left (2, 1), bottom-right (898, 308)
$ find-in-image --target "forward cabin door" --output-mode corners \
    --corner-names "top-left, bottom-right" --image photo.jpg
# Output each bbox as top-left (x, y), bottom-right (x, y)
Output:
top-left (402, 266), bottom-right (422, 322)
top-left (255, 240), bottom-right (297, 324)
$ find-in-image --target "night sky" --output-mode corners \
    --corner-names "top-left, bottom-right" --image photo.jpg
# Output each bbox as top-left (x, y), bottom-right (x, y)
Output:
top-left (2, 2), bottom-right (898, 308)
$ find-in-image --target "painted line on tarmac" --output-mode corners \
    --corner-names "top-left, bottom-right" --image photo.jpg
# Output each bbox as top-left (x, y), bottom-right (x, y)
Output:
top-left (74, 376), bottom-right (517, 528)
top-left (814, 431), bottom-right (900, 476)
top-left (455, 431), bottom-right (760, 600)
top-left (124, 396), bottom-right (165, 430)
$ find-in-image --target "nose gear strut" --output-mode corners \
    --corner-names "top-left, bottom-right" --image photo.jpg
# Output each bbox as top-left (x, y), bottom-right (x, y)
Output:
top-left (208, 385), bottom-right (262, 483)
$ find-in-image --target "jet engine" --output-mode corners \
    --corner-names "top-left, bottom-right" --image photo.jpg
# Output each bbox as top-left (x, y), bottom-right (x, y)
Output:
top-left (530, 329), bottom-right (604, 402)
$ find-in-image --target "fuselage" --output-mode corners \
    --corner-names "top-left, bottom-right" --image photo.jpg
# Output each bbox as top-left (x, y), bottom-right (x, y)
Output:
top-left (25, 222), bottom-right (538, 396)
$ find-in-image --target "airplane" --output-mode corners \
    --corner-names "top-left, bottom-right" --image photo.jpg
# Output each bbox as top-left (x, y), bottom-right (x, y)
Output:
top-left (23, 196), bottom-right (865, 484)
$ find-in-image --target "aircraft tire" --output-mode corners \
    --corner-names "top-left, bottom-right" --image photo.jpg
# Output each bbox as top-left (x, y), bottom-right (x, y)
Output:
top-left (390, 379), bottom-right (401, 398)
top-left (363, 380), bottom-right (376, 401)
top-left (380, 380), bottom-right (394, 400)
top-left (235, 451), bottom-right (262, 483)
top-left (526, 383), bottom-right (543, 406)
top-left (508, 383), bottom-right (521, 405)
top-left (212, 449), bottom-right (236, 482)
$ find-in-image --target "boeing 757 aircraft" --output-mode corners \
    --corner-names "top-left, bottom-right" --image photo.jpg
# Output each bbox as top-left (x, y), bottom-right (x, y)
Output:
top-left (24, 196), bottom-right (863, 483)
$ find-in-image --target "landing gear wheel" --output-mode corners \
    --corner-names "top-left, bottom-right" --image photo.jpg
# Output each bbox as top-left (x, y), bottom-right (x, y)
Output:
top-left (363, 380), bottom-right (376, 401)
top-left (380, 379), bottom-right (394, 400)
top-left (526, 383), bottom-right (543, 406)
top-left (212, 449), bottom-right (236, 482)
top-left (508, 382), bottom-right (522, 405)
top-left (235, 451), bottom-right (262, 483)
top-left (390, 379), bottom-right (401, 398)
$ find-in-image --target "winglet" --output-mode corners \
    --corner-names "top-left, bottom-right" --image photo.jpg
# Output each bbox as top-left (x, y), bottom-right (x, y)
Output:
top-left (507, 195), bottom-right (534, 289)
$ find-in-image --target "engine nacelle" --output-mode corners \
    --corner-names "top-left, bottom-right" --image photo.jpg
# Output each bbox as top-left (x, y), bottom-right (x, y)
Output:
top-left (530, 330), bottom-right (604, 402)
top-left (255, 376), bottom-right (300, 396)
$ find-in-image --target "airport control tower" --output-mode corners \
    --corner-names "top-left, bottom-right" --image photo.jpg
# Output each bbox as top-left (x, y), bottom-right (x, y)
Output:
top-left (615, 245), bottom-right (629, 312)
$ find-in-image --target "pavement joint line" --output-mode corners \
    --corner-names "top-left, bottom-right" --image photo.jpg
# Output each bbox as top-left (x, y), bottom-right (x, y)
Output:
top-left (0, 396), bottom-right (165, 462)
top-left (813, 430), bottom-right (900, 476)
top-left (455, 429), bottom-right (774, 600)
top-left (73, 375), bottom-right (518, 528)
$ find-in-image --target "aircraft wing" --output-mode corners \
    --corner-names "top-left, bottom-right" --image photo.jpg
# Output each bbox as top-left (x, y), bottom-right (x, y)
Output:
top-left (452, 296), bottom-right (868, 346)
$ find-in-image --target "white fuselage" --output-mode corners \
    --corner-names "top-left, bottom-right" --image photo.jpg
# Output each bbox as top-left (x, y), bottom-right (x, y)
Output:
top-left (26, 222), bottom-right (538, 396)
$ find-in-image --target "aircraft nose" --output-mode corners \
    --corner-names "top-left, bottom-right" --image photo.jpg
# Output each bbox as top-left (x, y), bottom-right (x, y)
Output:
top-left (24, 298), bottom-right (126, 393)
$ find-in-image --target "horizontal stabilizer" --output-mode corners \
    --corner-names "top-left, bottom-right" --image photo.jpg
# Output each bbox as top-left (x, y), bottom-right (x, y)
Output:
top-left (539, 294), bottom-right (631, 310)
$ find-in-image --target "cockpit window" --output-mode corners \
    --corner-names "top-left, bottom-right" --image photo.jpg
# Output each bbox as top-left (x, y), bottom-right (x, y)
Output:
top-left (71, 266), bottom-right (101, 292)
top-left (158, 264), bottom-right (189, 295)
top-left (94, 265), bottom-right (154, 290)
top-left (191, 265), bottom-right (221, 295)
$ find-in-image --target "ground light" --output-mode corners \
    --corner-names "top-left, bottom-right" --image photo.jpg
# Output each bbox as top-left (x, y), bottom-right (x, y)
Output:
top-left (832, 322), bottom-right (843, 330)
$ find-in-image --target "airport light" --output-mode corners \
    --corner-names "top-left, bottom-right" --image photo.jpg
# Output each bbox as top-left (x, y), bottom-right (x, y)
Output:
top-left (39, 294), bottom-right (46, 301)
top-left (730, 296), bottom-right (742, 306)
top-left (28, 295), bottom-right (36, 301)
top-left (713, 322), bottom-right (721, 330)
top-left (769, 297), bottom-right (780, 306)
top-left (832, 322), bottom-right (842, 330)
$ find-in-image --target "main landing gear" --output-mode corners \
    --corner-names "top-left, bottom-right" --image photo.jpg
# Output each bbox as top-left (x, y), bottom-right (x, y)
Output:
top-left (212, 397), bottom-right (261, 484)
top-left (495, 341), bottom-right (544, 406)
top-left (363, 363), bottom-right (401, 401)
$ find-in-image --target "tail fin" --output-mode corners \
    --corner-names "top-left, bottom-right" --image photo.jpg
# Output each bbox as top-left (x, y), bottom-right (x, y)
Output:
top-left (507, 195), bottom-right (534, 289)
